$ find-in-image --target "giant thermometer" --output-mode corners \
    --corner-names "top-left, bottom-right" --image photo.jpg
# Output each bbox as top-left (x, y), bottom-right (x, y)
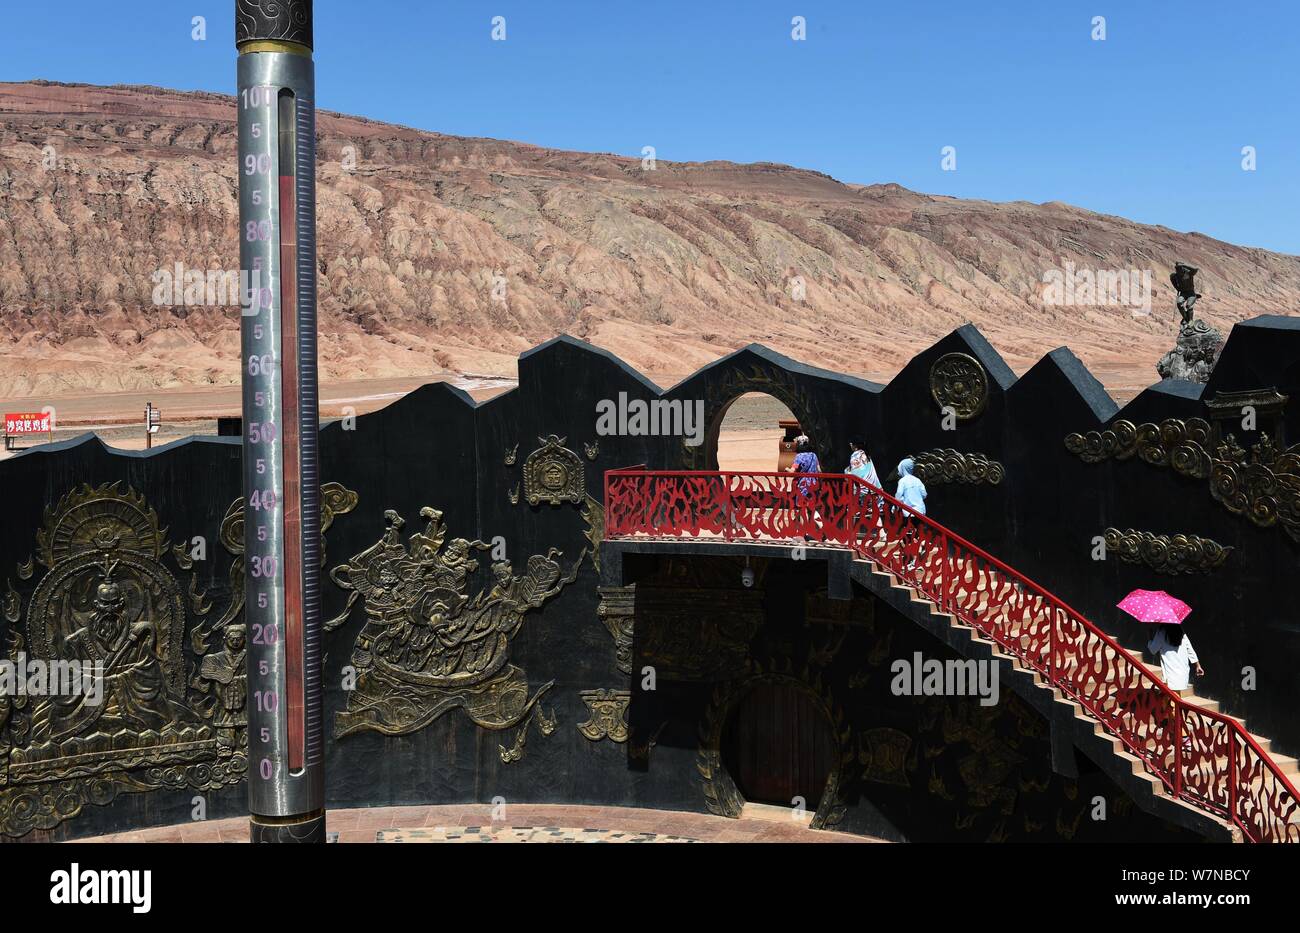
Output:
top-left (235, 0), bottom-right (324, 843)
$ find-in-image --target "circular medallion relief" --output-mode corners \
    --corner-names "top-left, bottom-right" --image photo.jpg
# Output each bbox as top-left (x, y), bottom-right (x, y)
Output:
top-left (929, 352), bottom-right (989, 420)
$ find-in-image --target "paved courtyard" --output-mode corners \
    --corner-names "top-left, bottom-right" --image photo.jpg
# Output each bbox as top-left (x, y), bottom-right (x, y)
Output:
top-left (77, 804), bottom-right (880, 843)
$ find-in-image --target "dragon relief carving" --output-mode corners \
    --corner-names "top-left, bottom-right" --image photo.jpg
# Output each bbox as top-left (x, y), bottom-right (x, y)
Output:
top-left (325, 507), bottom-right (582, 760)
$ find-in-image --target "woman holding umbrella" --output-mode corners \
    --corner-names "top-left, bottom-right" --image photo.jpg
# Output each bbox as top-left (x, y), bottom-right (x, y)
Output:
top-left (1118, 589), bottom-right (1205, 690)
top-left (1147, 624), bottom-right (1204, 691)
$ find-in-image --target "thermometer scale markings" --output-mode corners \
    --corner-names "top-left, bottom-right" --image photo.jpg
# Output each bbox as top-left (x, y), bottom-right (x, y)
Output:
top-left (237, 0), bottom-right (324, 842)
top-left (240, 82), bottom-right (306, 784)
top-left (294, 91), bottom-right (325, 768)
top-left (277, 89), bottom-right (306, 773)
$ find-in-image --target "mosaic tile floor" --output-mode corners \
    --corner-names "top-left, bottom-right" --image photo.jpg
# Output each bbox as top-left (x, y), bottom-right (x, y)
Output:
top-left (75, 804), bottom-right (880, 843)
top-left (377, 825), bottom-right (699, 843)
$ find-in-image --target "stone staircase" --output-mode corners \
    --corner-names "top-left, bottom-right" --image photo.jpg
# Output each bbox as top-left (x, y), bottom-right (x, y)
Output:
top-left (602, 467), bottom-right (1300, 841)
top-left (850, 540), bottom-right (1300, 842)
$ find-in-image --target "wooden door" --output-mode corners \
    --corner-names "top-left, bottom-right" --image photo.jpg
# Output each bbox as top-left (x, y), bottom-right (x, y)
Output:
top-left (723, 682), bottom-right (836, 809)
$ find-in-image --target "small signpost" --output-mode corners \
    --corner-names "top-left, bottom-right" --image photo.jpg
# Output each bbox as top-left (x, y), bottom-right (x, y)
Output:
top-left (144, 402), bottom-right (161, 449)
top-left (4, 411), bottom-right (53, 450)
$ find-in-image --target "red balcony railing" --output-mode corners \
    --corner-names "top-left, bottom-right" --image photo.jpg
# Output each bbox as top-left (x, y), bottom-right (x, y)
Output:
top-left (604, 467), bottom-right (1300, 843)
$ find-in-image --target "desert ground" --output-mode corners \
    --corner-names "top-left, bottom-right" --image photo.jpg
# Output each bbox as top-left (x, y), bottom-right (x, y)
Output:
top-left (0, 375), bottom-right (512, 460)
top-left (0, 382), bottom-right (795, 473)
top-left (0, 354), bottom-right (1162, 465)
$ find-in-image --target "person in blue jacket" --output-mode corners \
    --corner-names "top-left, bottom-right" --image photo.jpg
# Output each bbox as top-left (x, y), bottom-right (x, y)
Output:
top-left (893, 458), bottom-right (928, 570)
top-left (894, 458), bottom-right (927, 515)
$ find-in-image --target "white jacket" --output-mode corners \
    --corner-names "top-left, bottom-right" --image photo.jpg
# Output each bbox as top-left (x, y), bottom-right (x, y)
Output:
top-left (1148, 629), bottom-right (1199, 691)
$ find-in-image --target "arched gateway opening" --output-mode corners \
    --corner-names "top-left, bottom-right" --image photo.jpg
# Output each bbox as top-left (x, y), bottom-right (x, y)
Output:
top-left (714, 393), bottom-right (800, 473)
top-left (722, 681), bottom-right (838, 810)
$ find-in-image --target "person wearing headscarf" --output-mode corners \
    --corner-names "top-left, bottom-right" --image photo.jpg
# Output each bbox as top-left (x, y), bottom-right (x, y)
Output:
top-left (891, 458), bottom-right (929, 571)
top-left (786, 434), bottom-right (821, 500)
top-left (844, 440), bottom-right (882, 531)
top-left (845, 440), bottom-right (880, 488)
top-left (894, 458), bottom-right (927, 515)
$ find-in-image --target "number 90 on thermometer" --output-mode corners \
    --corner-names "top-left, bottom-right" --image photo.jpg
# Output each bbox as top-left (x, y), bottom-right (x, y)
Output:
top-left (236, 54), bottom-right (324, 832)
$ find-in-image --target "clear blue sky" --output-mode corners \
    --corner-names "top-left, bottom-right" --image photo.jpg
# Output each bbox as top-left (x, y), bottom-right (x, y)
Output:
top-left (3, 0), bottom-right (1297, 253)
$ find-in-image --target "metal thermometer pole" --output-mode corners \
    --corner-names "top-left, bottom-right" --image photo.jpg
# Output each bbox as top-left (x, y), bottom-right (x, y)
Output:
top-left (236, 0), bottom-right (324, 843)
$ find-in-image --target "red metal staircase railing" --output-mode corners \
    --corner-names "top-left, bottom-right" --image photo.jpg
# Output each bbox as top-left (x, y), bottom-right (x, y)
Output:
top-left (604, 467), bottom-right (1300, 842)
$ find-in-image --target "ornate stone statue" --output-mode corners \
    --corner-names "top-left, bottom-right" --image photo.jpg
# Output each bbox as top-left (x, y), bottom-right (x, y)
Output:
top-left (1157, 261), bottom-right (1222, 383)
top-left (1170, 262), bottom-right (1200, 326)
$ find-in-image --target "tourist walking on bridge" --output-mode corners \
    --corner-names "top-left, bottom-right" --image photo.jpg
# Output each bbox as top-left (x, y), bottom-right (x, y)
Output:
top-left (786, 435), bottom-right (821, 498)
top-left (845, 440), bottom-right (880, 489)
top-left (845, 440), bottom-right (879, 487)
top-left (846, 440), bottom-right (882, 533)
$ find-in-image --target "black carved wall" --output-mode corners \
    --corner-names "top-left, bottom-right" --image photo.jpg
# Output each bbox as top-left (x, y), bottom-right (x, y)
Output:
top-left (619, 553), bottom-right (1204, 843)
top-left (1, 319), bottom-right (1296, 840)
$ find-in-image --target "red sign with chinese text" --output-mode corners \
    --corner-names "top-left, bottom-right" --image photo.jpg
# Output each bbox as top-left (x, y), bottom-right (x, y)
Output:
top-left (4, 412), bottom-right (52, 435)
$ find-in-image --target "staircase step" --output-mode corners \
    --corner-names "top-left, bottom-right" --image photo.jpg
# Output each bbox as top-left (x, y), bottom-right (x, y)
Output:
top-left (1181, 696), bottom-right (1248, 726)
top-left (1180, 694), bottom-right (1221, 715)
top-left (850, 540), bottom-right (1287, 839)
top-left (1268, 756), bottom-right (1300, 776)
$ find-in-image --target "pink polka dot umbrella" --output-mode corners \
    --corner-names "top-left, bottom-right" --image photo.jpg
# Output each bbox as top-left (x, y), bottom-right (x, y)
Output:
top-left (1117, 588), bottom-right (1192, 624)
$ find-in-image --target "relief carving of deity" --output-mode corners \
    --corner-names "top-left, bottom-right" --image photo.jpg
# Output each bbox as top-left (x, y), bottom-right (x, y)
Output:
top-left (0, 480), bottom-right (356, 837)
top-left (327, 507), bottom-right (581, 756)
top-left (0, 484), bottom-right (241, 835)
